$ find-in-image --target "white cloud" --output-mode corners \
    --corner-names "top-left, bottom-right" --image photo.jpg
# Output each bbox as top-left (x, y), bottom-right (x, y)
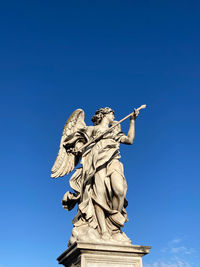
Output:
top-left (144, 259), bottom-right (191, 267)
top-left (146, 237), bottom-right (198, 267)
top-left (144, 263), bottom-right (158, 267)
top-left (170, 246), bottom-right (195, 255)
top-left (171, 238), bottom-right (182, 244)
top-left (160, 260), bottom-right (190, 267)
top-left (160, 238), bottom-right (195, 256)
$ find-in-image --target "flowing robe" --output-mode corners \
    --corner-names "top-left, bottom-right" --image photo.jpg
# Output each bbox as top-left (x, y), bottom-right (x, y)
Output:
top-left (62, 125), bottom-right (128, 237)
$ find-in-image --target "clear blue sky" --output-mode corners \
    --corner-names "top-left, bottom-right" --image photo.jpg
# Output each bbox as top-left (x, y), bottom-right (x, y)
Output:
top-left (0, 1), bottom-right (200, 267)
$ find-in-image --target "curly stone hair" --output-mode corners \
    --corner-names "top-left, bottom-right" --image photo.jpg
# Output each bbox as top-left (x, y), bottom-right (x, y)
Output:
top-left (91, 107), bottom-right (114, 125)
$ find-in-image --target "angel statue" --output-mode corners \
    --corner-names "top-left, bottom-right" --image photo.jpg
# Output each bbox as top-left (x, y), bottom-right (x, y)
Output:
top-left (51, 105), bottom-right (146, 245)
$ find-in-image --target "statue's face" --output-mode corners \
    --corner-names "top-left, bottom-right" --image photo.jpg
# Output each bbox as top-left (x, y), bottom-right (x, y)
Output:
top-left (106, 112), bottom-right (114, 123)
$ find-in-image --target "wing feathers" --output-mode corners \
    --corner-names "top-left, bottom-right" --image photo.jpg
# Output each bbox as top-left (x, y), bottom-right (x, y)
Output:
top-left (51, 109), bottom-right (86, 178)
top-left (51, 146), bottom-right (65, 174)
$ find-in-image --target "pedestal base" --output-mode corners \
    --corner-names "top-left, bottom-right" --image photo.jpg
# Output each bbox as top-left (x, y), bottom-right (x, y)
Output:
top-left (57, 241), bottom-right (151, 267)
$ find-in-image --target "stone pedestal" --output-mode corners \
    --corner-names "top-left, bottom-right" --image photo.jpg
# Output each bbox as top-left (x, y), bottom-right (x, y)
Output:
top-left (57, 241), bottom-right (151, 267)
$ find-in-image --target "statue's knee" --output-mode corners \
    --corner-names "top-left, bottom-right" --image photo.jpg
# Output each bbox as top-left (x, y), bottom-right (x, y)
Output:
top-left (111, 174), bottom-right (124, 197)
top-left (114, 185), bottom-right (124, 198)
top-left (118, 188), bottom-right (125, 198)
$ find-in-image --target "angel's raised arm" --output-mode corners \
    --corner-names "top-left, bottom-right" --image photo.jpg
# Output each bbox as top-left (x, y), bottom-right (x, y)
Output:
top-left (51, 109), bottom-right (87, 178)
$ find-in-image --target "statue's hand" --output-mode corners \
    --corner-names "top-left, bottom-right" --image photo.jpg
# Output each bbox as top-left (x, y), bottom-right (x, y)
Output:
top-left (74, 141), bottom-right (84, 155)
top-left (130, 108), bottom-right (139, 120)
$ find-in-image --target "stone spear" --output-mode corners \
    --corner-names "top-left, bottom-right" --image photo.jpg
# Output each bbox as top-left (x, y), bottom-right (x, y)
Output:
top-left (76, 104), bottom-right (146, 153)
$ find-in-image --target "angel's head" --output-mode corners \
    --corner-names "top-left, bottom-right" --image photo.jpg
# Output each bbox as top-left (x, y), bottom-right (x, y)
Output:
top-left (91, 107), bottom-right (115, 125)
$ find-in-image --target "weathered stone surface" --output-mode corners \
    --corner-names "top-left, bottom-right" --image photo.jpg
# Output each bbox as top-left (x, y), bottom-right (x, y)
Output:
top-left (51, 106), bottom-right (146, 245)
top-left (57, 241), bottom-right (151, 267)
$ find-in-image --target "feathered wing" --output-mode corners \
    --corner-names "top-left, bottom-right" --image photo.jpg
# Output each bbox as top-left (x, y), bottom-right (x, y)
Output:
top-left (51, 109), bottom-right (86, 178)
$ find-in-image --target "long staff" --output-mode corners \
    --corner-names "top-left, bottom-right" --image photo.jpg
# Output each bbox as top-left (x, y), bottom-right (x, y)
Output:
top-left (76, 104), bottom-right (146, 153)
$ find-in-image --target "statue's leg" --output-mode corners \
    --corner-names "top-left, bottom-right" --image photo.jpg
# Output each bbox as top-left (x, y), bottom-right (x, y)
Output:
top-left (94, 204), bottom-right (107, 235)
top-left (93, 168), bottom-right (110, 240)
top-left (110, 171), bottom-right (125, 212)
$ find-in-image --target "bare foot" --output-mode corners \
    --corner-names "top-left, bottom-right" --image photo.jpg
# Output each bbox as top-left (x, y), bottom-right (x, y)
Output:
top-left (112, 232), bottom-right (131, 243)
top-left (101, 231), bottom-right (111, 241)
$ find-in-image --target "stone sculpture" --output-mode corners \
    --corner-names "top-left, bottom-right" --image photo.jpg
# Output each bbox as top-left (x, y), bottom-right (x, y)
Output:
top-left (51, 105), bottom-right (146, 246)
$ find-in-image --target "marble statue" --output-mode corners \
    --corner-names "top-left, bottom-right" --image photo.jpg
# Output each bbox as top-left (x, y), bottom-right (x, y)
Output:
top-left (51, 105), bottom-right (146, 246)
